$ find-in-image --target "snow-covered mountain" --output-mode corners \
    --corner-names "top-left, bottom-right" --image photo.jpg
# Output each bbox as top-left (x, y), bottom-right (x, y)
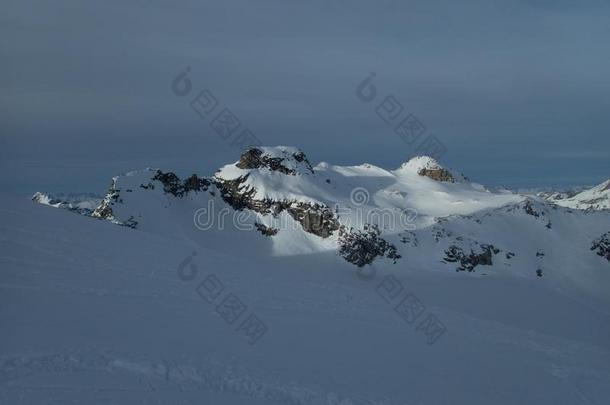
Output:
top-left (549, 179), bottom-right (610, 210)
top-left (7, 146), bottom-right (610, 404)
top-left (32, 146), bottom-right (610, 298)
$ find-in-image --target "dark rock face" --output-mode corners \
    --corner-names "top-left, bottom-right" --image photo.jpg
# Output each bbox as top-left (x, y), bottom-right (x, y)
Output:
top-left (287, 202), bottom-right (339, 238)
top-left (503, 200), bottom-right (556, 231)
top-left (444, 243), bottom-right (499, 272)
top-left (152, 171), bottom-right (182, 195)
top-left (184, 174), bottom-right (211, 193)
top-left (216, 148), bottom-right (338, 237)
top-left (418, 167), bottom-right (454, 182)
top-left (214, 175), bottom-right (340, 238)
top-left (523, 201), bottom-right (541, 217)
top-left (214, 175), bottom-right (259, 211)
top-left (236, 148), bottom-right (313, 175)
top-left (152, 170), bottom-right (210, 197)
top-left (591, 232), bottom-right (610, 261)
top-left (92, 197), bottom-right (115, 220)
top-left (254, 222), bottom-right (279, 236)
top-left (92, 182), bottom-right (120, 221)
top-left (91, 181), bottom-right (138, 229)
top-left (338, 224), bottom-right (401, 267)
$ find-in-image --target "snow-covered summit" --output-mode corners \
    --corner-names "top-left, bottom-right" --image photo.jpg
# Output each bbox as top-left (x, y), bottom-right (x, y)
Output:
top-left (216, 146), bottom-right (314, 181)
top-left (397, 155), bottom-right (466, 183)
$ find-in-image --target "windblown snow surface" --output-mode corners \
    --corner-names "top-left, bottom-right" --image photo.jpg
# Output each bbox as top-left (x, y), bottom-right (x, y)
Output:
top-left (2, 147), bottom-right (610, 405)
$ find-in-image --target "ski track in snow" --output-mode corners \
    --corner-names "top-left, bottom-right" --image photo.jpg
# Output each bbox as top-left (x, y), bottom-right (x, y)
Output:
top-left (0, 351), bottom-right (405, 405)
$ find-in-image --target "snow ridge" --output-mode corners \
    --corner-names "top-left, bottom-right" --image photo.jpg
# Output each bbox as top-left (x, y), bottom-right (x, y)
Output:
top-left (31, 146), bottom-right (610, 289)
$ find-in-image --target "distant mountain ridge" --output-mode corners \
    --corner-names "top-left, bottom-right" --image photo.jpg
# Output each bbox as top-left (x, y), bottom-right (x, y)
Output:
top-left (32, 146), bottom-right (610, 297)
top-left (32, 192), bottom-right (102, 215)
top-left (545, 179), bottom-right (610, 210)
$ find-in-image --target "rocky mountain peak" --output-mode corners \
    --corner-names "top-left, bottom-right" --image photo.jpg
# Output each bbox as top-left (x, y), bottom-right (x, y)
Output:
top-left (234, 146), bottom-right (314, 176)
top-left (399, 156), bottom-right (462, 183)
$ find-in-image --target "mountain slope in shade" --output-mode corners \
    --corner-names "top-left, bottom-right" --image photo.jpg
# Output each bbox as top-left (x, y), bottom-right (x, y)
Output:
top-left (3, 190), bottom-right (610, 404)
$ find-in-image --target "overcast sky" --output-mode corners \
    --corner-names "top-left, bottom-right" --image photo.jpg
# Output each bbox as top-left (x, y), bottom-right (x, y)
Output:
top-left (2, 0), bottom-right (609, 193)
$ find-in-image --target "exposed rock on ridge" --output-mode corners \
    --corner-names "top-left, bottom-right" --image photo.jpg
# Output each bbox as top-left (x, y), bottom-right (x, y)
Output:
top-left (338, 224), bottom-right (401, 267)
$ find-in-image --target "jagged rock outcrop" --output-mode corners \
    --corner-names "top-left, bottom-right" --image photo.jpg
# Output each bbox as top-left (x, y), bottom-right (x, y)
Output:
top-left (92, 180), bottom-right (121, 221)
top-left (236, 148), bottom-right (313, 175)
top-left (523, 200), bottom-right (542, 217)
top-left (591, 232), bottom-right (610, 261)
top-left (152, 170), bottom-right (210, 197)
top-left (398, 156), bottom-right (463, 183)
top-left (216, 176), bottom-right (340, 237)
top-left (214, 175), bottom-right (258, 211)
top-left (418, 167), bottom-right (455, 182)
top-left (214, 147), bottom-right (339, 238)
top-left (444, 243), bottom-right (499, 272)
top-left (214, 175), bottom-right (339, 237)
top-left (519, 201), bottom-right (552, 228)
top-left (338, 224), bottom-right (401, 267)
top-left (286, 202), bottom-right (339, 238)
top-left (92, 170), bottom-right (211, 228)
top-left (501, 200), bottom-right (554, 227)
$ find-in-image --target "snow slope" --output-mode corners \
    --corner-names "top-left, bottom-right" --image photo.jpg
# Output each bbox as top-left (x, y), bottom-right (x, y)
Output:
top-left (553, 179), bottom-right (610, 210)
top-left (3, 191), bottom-right (610, 404)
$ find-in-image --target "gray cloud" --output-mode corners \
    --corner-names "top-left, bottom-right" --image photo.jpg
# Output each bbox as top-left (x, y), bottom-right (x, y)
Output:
top-left (1, 0), bottom-right (609, 192)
